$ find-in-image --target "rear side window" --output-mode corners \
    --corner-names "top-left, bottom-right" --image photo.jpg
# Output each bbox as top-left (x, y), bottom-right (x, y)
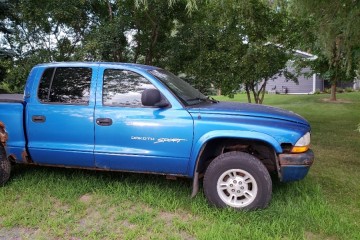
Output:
top-left (103, 69), bottom-right (156, 107)
top-left (38, 67), bottom-right (92, 105)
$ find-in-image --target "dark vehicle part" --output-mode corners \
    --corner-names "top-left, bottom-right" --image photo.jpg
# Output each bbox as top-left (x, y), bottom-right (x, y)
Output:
top-left (141, 89), bottom-right (169, 108)
top-left (0, 121), bottom-right (8, 146)
top-left (0, 144), bottom-right (11, 186)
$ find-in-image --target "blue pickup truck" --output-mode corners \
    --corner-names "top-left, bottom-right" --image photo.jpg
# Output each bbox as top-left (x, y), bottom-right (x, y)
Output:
top-left (0, 62), bottom-right (314, 210)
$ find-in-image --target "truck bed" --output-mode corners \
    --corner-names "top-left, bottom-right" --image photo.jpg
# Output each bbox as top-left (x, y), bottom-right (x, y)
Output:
top-left (0, 94), bottom-right (24, 103)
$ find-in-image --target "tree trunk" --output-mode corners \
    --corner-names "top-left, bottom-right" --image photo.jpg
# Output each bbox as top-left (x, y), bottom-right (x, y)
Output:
top-left (329, 35), bottom-right (342, 101)
top-left (245, 84), bottom-right (251, 103)
top-left (251, 81), bottom-right (267, 104)
top-left (330, 83), bottom-right (337, 101)
top-left (251, 85), bottom-right (260, 104)
top-left (133, 31), bottom-right (141, 63)
top-left (107, 0), bottom-right (113, 21)
top-left (145, 12), bottom-right (159, 65)
top-left (133, 43), bottom-right (140, 63)
top-left (145, 24), bottom-right (159, 65)
top-left (259, 83), bottom-right (267, 104)
top-left (217, 88), bottom-right (222, 96)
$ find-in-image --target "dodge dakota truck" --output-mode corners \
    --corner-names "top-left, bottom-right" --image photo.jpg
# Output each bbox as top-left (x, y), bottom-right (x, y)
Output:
top-left (0, 62), bottom-right (314, 210)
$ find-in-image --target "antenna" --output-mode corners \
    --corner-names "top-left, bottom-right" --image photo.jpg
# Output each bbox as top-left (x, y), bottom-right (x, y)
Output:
top-left (197, 25), bottom-right (202, 101)
top-left (198, 26), bottom-right (202, 119)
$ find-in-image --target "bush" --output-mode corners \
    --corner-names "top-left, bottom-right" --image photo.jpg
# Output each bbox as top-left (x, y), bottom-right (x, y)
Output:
top-left (324, 88), bottom-right (331, 94)
top-left (0, 88), bottom-right (9, 94)
top-left (336, 87), bottom-right (344, 93)
top-left (345, 87), bottom-right (354, 93)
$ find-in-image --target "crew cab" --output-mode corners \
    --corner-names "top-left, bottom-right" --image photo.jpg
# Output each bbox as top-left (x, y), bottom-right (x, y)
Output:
top-left (0, 62), bottom-right (314, 210)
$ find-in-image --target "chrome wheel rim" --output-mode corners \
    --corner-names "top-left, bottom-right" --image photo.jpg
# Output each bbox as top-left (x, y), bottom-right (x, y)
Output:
top-left (217, 169), bottom-right (258, 208)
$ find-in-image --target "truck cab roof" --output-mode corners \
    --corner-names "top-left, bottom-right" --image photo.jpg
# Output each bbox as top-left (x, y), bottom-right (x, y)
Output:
top-left (34, 62), bottom-right (160, 71)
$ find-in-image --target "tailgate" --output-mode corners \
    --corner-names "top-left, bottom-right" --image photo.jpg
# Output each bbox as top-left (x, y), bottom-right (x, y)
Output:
top-left (0, 102), bottom-right (26, 162)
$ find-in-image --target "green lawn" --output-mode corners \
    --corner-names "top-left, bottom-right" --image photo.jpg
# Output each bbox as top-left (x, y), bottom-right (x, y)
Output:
top-left (1, 92), bottom-right (360, 239)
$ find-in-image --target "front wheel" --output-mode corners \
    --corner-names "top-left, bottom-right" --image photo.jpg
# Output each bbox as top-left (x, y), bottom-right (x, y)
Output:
top-left (0, 144), bottom-right (11, 186)
top-left (203, 151), bottom-right (272, 210)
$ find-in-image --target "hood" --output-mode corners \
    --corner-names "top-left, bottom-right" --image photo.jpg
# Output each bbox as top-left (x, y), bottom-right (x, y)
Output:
top-left (188, 101), bottom-right (309, 126)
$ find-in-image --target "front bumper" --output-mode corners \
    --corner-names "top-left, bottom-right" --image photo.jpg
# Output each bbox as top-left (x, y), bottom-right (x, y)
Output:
top-left (278, 149), bottom-right (314, 182)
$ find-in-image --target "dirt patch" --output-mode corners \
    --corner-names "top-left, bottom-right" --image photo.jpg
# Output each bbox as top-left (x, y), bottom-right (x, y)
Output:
top-left (305, 231), bottom-right (337, 240)
top-left (159, 211), bottom-right (175, 222)
top-left (49, 197), bottom-right (70, 217)
top-left (129, 203), bottom-right (153, 214)
top-left (79, 194), bottom-right (93, 204)
top-left (0, 227), bottom-right (41, 240)
top-left (158, 210), bottom-right (197, 240)
top-left (0, 195), bottom-right (198, 239)
top-left (78, 207), bottom-right (102, 229)
top-left (321, 98), bottom-right (352, 103)
top-left (159, 210), bottom-right (196, 223)
top-left (179, 231), bottom-right (196, 240)
top-left (122, 220), bottom-right (136, 229)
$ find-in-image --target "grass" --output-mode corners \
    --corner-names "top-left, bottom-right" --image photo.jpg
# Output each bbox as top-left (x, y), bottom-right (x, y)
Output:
top-left (1, 92), bottom-right (360, 239)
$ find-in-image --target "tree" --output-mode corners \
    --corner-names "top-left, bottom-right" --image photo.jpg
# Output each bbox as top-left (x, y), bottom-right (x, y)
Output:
top-left (130, 0), bottom-right (188, 65)
top-left (290, 0), bottom-right (360, 101)
top-left (80, 0), bottom-right (188, 65)
top-left (0, 0), bottom-right (191, 92)
top-left (0, 0), bottom-right (16, 58)
top-left (0, 0), bottom-right (300, 100)
top-left (78, 0), bottom-right (140, 62)
top-left (0, 0), bottom-right (95, 92)
top-left (239, 44), bottom-right (294, 104)
top-left (164, 0), bottom-right (296, 103)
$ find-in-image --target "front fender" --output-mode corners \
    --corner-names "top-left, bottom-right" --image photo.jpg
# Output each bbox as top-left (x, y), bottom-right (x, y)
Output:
top-left (187, 130), bottom-right (282, 177)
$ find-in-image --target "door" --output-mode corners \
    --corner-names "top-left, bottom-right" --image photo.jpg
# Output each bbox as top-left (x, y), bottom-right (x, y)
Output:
top-left (26, 66), bottom-right (97, 167)
top-left (94, 67), bottom-right (194, 175)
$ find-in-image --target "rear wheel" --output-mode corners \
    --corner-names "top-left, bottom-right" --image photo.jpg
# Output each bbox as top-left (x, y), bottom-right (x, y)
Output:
top-left (203, 151), bottom-right (272, 210)
top-left (0, 144), bottom-right (11, 186)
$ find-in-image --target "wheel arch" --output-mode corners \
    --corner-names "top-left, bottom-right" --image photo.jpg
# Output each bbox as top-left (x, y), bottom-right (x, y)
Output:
top-left (188, 130), bottom-right (281, 177)
top-left (189, 131), bottom-right (280, 198)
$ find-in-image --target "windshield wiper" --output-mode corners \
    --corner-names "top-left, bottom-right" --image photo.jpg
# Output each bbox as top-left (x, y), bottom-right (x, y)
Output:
top-left (207, 96), bottom-right (219, 103)
top-left (185, 97), bottom-right (206, 102)
top-left (186, 96), bottom-right (219, 105)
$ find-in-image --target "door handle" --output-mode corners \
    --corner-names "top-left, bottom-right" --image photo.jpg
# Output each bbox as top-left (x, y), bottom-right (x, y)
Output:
top-left (32, 115), bottom-right (46, 123)
top-left (96, 118), bottom-right (113, 126)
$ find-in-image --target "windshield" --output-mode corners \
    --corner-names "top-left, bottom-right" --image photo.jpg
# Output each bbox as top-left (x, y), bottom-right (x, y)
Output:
top-left (149, 69), bottom-right (208, 106)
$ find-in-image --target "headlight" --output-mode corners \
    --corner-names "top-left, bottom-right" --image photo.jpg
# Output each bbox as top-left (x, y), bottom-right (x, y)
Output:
top-left (291, 132), bottom-right (311, 153)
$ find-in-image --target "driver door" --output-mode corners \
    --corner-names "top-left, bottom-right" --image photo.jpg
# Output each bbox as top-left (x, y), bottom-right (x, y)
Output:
top-left (94, 67), bottom-right (194, 175)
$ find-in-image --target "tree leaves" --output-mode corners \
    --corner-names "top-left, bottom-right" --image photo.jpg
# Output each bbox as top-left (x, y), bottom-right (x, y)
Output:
top-left (290, 0), bottom-right (360, 100)
top-left (2, 0), bottom-right (345, 105)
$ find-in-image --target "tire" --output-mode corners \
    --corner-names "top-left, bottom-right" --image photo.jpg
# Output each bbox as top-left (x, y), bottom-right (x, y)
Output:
top-left (0, 144), bottom-right (11, 186)
top-left (203, 151), bottom-right (272, 210)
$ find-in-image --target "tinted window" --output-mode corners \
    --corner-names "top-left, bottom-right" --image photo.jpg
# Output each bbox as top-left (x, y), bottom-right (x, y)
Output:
top-left (103, 69), bottom-right (156, 107)
top-left (38, 68), bottom-right (54, 101)
top-left (38, 67), bottom-right (92, 104)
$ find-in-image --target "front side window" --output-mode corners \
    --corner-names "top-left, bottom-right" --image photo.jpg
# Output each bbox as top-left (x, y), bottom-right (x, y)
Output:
top-left (38, 67), bottom-right (92, 104)
top-left (103, 69), bottom-right (156, 107)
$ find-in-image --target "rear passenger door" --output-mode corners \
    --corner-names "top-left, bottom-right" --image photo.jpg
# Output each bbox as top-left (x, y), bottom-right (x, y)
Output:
top-left (26, 65), bottom-right (97, 167)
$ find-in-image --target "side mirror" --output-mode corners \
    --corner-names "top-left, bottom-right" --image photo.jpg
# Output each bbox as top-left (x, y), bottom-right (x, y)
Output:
top-left (141, 89), bottom-right (169, 108)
